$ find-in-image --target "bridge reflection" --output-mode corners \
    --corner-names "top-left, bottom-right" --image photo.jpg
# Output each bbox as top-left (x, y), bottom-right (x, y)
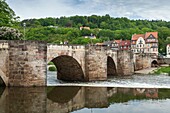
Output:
top-left (0, 87), bottom-right (170, 113)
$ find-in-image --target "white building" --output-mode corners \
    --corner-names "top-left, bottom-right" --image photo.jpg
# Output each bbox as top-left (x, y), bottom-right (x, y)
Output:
top-left (131, 32), bottom-right (158, 56)
top-left (166, 44), bottom-right (170, 57)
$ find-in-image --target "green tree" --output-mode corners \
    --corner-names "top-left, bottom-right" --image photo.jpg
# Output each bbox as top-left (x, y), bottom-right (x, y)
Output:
top-left (0, 0), bottom-right (16, 26)
top-left (0, 27), bottom-right (23, 40)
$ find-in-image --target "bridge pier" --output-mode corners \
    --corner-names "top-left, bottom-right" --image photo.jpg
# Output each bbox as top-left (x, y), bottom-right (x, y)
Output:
top-left (117, 50), bottom-right (134, 76)
top-left (85, 46), bottom-right (107, 81)
top-left (0, 40), bottom-right (47, 87)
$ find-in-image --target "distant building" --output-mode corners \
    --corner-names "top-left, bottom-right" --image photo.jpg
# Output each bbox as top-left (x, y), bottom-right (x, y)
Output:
top-left (119, 40), bottom-right (131, 50)
top-left (80, 26), bottom-right (90, 30)
top-left (95, 43), bottom-right (104, 46)
top-left (95, 39), bottom-right (131, 51)
top-left (111, 40), bottom-right (131, 50)
top-left (95, 41), bottom-right (114, 47)
top-left (111, 40), bottom-right (122, 50)
top-left (131, 32), bottom-right (158, 56)
top-left (166, 44), bottom-right (170, 57)
top-left (84, 35), bottom-right (96, 39)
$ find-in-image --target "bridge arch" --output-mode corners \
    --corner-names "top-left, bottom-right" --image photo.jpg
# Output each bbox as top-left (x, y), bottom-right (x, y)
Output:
top-left (0, 70), bottom-right (7, 86)
top-left (0, 76), bottom-right (6, 86)
top-left (107, 56), bottom-right (117, 76)
top-left (47, 86), bottom-right (81, 103)
top-left (51, 55), bottom-right (85, 81)
top-left (151, 60), bottom-right (158, 67)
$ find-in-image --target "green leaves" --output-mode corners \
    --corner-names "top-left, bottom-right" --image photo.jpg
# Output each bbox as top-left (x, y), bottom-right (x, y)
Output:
top-left (0, 27), bottom-right (23, 40)
top-left (0, 0), bottom-right (16, 26)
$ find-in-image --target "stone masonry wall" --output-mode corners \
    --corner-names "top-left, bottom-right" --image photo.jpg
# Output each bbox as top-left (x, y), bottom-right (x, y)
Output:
top-left (134, 54), bottom-right (151, 71)
top-left (0, 40), bottom-right (9, 86)
top-left (85, 46), bottom-right (107, 81)
top-left (8, 41), bottom-right (47, 86)
top-left (117, 50), bottom-right (134, 76)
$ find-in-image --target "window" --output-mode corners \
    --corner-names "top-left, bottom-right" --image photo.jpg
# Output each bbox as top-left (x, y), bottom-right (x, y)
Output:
top-left (139, 40), bottom-right (143, 44)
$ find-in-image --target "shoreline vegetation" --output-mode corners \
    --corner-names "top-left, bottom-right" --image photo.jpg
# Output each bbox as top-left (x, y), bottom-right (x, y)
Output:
top-left (135, 65), bottom-right (170, 75)
top-left (153, 66), bottom-right (170, 75)
top-left (47, 62), bottom-right (57, 71)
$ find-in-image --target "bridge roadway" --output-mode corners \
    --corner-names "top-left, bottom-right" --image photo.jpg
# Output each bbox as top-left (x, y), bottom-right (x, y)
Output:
top-left (0, 40), bottom-right (158, 86)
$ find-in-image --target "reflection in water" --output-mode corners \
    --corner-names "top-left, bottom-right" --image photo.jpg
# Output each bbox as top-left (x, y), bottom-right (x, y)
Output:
top-left (0, 87), bottom-right (46, 113)
top-left (0, 87), bottom-right (170, 113)
top-left (47, 87), bottom-right (170, 113)
top-left (47, 86), bottom-right (81, 103)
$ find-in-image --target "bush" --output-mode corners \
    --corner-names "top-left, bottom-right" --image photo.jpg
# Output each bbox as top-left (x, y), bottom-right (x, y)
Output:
top-left (154, 67), bottom-right (170, 75)
top-left (48, 66), bottom-right (57, 71)
top-left (0, 27), bottom-right (23, 40)
top-left (48, 62), bottom-right (54, 65)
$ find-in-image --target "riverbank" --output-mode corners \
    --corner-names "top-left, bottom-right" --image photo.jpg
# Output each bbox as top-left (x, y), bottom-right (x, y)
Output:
top-left (135, 64), bottom-right (170, 75)
top-left (135, 67), bottom-right (158, 74)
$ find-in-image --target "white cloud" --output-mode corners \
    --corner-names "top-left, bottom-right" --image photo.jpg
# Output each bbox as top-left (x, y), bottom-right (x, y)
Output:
top-left (6, 0), bottom-right (170, 21)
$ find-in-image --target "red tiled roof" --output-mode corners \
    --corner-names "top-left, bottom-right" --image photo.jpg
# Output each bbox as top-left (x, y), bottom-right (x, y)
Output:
top-left (114, 40), bottom-right (122, 44)
top-left (145, 32), bottom-right (158, 39)
top-left (131, 34), bottom-right (145, 41)
top-left (120, 40), bottom-right (131, 46)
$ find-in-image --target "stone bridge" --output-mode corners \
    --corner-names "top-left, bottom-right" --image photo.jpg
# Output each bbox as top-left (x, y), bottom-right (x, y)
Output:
top-left (47, 44), bottom-right (134, 81)
top-left (0, 40), bottom-right (157, 86)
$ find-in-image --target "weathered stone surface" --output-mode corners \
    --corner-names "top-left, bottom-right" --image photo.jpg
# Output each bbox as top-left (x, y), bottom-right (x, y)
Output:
top-left (0, 40), bottom-right (158, 86)
top-left (48, 45), bottom-right (135, 81)
top-left (47, 44), bottom-right (86, 81)
top-left (117, 50), bottom-right (134, 76)
top-left (0, 40), bottom-right (9, 86)
top-left (134, 54), bottom-right (151, 71)
top-left (0, 40), bottom-right (47, 87)
top-left (85, 46), bottom-right (107, 81)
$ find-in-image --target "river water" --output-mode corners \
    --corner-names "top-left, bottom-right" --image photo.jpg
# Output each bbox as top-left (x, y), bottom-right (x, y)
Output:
top-left (0, 71), bottom-right (170, 113)
top-left (47, 71), bottom-right (170, 88)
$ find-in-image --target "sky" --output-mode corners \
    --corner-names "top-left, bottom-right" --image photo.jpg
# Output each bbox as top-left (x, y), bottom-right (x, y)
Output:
top-left (6, 0), bottom-right (170, 21)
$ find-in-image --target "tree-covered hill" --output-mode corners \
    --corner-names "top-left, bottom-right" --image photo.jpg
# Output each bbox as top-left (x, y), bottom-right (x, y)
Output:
top-left (21, 15), bottom-right (170, 54)
top-left (1, 0), bottom-right (170, 54)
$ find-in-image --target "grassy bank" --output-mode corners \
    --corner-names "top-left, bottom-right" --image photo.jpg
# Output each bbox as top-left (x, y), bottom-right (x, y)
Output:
top-left (154, 66), bottom-right (170, 75)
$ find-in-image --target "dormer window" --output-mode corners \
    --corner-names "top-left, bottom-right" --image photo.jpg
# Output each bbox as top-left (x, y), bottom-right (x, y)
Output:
top-left (139, 40), bottom-right (143, 44)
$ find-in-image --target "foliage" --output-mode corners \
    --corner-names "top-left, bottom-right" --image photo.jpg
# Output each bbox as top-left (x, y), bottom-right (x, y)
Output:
top-left (1, 1), bottom-right (170, 54)
top-left (0, 0), bottom-right (18, 26)
top-left (21, 15), bottom-right (170, 50)
top-left (0, 27), bottom-right (23, 40)
top-left (154, 66), bottom-right (170, 75)
top-left (48, 62), bottom-right (54, 65)
top-left (48, 66), bottom-right (57, 71)
top-left (108, 88), bottom-right (170, 104)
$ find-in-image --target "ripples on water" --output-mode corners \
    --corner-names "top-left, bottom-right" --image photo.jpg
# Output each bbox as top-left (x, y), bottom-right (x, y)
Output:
top-left (47, 71), bottom-right (170, 88)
